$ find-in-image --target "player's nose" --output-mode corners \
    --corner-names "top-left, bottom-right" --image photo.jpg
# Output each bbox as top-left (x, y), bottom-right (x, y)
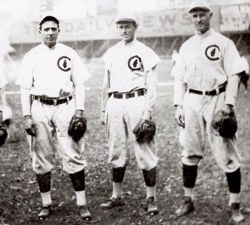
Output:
top-left (47, 29), bottom-right (54, 34)
top-left (196, 16), bottom-right (203, 22)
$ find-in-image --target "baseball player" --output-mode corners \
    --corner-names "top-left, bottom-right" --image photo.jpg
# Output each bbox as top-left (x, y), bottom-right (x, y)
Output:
top-left (171, 0), bottom-right (245, 223)
top-left (100, 12), bottom-right (161, 214)
top-left (16, 16), bottom-right (91, 220)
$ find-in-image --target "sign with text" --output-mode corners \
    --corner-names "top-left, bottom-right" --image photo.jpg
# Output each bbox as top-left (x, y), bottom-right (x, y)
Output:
top-left (220, 4), bottom-right (250, 32)
top-left (10, 7), bottom-right (219, 44)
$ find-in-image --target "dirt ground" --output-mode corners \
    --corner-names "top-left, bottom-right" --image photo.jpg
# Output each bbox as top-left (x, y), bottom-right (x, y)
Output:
top-left (1, 60), bottom-right (250, 225)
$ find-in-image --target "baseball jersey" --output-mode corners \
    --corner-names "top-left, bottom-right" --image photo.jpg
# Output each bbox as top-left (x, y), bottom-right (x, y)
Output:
top-left (171, 29), bottom-right (243, 106)
top-left (17, 43), bottom-right (90, 97)
top-left (102, 39), bottom-right (160, 93)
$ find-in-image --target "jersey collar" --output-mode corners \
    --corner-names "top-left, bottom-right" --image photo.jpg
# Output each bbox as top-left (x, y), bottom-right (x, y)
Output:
top-left (195, 28), bottom-right (213, 38)
top-left (122, 38), bottom-right (137, 46)
top-left (41, 42), bottom-right (58, 50)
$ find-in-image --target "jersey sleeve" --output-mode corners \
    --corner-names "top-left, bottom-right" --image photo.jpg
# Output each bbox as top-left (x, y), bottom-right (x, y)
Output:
top-left (101, 49), bottom-right (112, 71)
top-left (143, 48), bottom-right (161, 72)
top-left (16, 53), bottom-right (34, 90)
top-left (171, 47), bottom-right (186, 80)
top-left (223, 40), bottom-right (243, 76)
top-left (223, 40), bottom-right (243, 106)
top-left (71, 51), bottom-right (91, 85)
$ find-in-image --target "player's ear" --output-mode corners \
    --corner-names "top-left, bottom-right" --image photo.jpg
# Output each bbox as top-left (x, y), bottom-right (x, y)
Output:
top-left (209, 12), bottom-right (213, 18)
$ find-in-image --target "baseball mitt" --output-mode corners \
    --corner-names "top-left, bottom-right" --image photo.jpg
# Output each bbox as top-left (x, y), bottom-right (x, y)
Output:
top-left (211, 110), bottom-right (237, 139)
top-left (0, 124), bottom-right (8, 147)
top-left (68, 116), bottom-right (87, 142)
top-left (133, 119), bottom-right (156, 143)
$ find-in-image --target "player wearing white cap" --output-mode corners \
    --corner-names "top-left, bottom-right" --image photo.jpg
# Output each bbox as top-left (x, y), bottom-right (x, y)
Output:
top-left (100, 12), bottom-right (161, 214)
top-left (171, 0), bottom-right (245, 223)
top-left (16, 15), bottom-right (91, 220)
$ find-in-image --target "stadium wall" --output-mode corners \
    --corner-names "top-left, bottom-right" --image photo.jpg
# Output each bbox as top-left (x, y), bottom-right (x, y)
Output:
top-left (9, 3), bottom-right (250, 59)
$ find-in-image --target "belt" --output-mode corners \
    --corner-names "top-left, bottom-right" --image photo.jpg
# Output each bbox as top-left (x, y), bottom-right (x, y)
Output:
top-left (188, 84), bottom-right (226, 96)
top-left (33, 95), bottom-right (72, 105)
top-left (108, 89), bottom-right (146, 99)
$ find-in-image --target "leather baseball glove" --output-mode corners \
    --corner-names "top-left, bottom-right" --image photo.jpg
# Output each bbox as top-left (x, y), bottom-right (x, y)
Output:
top-left (211, 110), bottom-right (237, 139)
top-left (133, 119), bottom-right (156, 143)
top-left (68, 116), bottom-right (87, 142)
top-left (0, 124), bottom-right (8, 147)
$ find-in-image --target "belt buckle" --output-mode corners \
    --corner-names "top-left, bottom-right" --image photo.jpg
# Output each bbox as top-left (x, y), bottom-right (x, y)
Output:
top-left (122, 93), bottom-right (126, 99)
top-left (53, 99), bottom-right (57, 106)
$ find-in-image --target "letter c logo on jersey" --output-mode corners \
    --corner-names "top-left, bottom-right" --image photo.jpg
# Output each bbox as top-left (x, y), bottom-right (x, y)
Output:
top-left (57, 56), bottom-right (71, 72)
top-left (128, 55), bottom-right (144, 72)
top-left (205, 45), bottom-right (221, 61)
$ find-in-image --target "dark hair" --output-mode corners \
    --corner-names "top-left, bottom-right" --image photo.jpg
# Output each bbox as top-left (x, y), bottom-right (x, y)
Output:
top-left (39, 16), bottom-right (59, 30)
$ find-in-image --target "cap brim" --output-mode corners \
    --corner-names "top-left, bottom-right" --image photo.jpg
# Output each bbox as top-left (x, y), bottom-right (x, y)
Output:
top-left (39, 15), bottom-right (59, 26)
top-left (116, 18), bottom-right (136, 23)
top-left (189, 7), bottom-right (211, 13)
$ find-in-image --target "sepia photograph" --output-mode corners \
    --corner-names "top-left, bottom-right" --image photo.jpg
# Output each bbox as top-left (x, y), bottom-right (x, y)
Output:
top-left (0, 0), bottom-right (250, 224)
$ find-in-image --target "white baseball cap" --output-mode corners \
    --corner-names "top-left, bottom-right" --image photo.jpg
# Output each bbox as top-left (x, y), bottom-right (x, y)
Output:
top-left (115, 12), bottom-right (138, 24)
top-left (188, 0), bottom-right (211, 13)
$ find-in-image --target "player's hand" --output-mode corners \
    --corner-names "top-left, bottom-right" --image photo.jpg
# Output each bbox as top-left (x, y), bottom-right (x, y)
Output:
top-left (100, 111), bottom-right (105, 126)
top-left (74, 109), bottom-right (84, 118)
top-left (59, 89), bottom-right (71, 97)
top-left (24, 115), bottom-right (37, 136)
top-left (221, 104), bottom-right (234, 116)
top-left (175, 105), bottom-right (185, 128)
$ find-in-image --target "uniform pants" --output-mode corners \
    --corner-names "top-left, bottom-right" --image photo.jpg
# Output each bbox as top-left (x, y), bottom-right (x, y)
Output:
top-left (105, 95), bottom-right (158, 171)
top-left (180, 91), bottom-right (240, 173)
top-left (29, 99), bottom-right (86, 174)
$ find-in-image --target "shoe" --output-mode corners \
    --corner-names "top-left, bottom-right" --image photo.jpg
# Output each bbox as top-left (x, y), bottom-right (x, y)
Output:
top-left (38, 205), bottom-right (51, 219)
top-left (100, 197), bottom-right (125, 209)
top-left (78, 205), bottom-right (92, 220)
top-left (175, 196), bottom-right (194, 217)
top-left (230, 203), bottom-right (244, 223)
top-left (147, 197), bottom-right (158, 215)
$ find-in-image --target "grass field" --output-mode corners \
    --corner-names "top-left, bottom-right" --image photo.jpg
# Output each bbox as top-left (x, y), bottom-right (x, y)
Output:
top-left (1, 59), bottom-right (250, 225)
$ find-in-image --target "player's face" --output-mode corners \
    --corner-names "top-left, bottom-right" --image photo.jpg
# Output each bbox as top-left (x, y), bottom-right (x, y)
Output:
top-left (117, 22), bottom-right (137, 44)
top-left (190, 10), bottom-right (212, 34)
top-left (39, 21), bottom-right (60, 48)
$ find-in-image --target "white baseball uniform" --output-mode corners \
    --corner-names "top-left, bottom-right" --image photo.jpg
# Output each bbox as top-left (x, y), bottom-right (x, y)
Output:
top-left (17, 43), bottom-right (90, 174)
top-left (171, 29), bottom-right (244, 173)
top-left (102, 39), bottom-right (160, 170)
